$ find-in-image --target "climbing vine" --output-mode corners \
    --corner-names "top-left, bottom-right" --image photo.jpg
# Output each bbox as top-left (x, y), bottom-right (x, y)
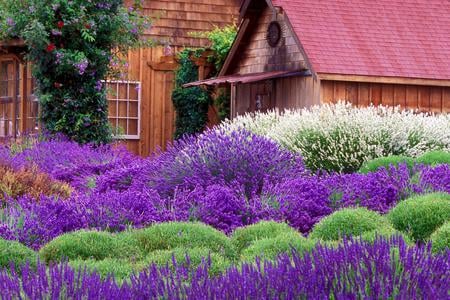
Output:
top-left (172, 49), bottom-right (211, 139)
top-left (172, 24), bottom-right (237, 138)
top-left (0, 0), bottom-right (151, 144)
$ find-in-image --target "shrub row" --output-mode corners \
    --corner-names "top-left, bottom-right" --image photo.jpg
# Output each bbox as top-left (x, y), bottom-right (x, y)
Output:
top-left (2, 192), bottom-right (448, 279)
top-left (220, 102), bottom-right (450, 173)
top-left (1, 133), bottom-right (449, 249)
top-left (1, 238), bottom-right (448, 299)
top-left (358, 150), bottom-right (450, 173)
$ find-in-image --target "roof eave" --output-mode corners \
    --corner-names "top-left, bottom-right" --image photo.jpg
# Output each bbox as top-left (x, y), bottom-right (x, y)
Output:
top-left (318, 73), bottom-right (450, 87)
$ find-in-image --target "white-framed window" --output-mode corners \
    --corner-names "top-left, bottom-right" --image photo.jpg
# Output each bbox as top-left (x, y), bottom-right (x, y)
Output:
top-left (105, 80), bottom-right (141, 140)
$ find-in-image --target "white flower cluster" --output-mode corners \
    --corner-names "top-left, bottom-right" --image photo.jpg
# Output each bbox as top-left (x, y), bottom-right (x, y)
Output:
top-left (219, 102), bottom-right (450, 172)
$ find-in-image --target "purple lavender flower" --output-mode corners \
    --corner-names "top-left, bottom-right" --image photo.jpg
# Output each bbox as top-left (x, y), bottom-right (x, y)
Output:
top-left (74, 58), bottom-right (89, 75)
top-left (51, 29), bottom-right (62, 36)
top-left (6, 18), bottom-right (15, 27)
top-left (95, 80), bottom-right (103, 91)
top-left (0, 238), bottom-right (448, 298)
top-left (55, 51), bottom-right (64, 64)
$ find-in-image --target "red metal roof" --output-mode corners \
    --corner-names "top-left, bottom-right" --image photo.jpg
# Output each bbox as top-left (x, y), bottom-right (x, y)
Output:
top-left (183, 70), bottom-right (310, 87)
top-left (272, 0), bottom-right (450, 80)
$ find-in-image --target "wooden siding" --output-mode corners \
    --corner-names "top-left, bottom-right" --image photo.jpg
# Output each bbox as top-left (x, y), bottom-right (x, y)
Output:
top-left (139, 0), bottom-right (241, 47)
top-left (229, 7), bottom-right (307, 75)
top-left (118, 0), bottom-right (241, 155)
top-left (234, 75), bottom-right (320, 116)
top-left (115, 47), bottom-right (179, 156)
top-left (321, 80), bottom-right (450, 113)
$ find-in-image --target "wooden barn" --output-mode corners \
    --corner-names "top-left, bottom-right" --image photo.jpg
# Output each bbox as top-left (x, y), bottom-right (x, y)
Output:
top-left (0, 0), bottom-right (241, 155)
top-left (186, 0), bottom-right (450, 116)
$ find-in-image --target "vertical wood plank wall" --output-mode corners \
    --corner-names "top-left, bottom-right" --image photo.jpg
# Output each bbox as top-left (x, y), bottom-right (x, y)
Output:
top-left (321, 80), bottom-right (450, 113)
top-left (118, 46), bottom-right (180, 156)
top-left (119, 0), bottom-right (241, 156)
top-left (234, 75), bottom-right (321, 116)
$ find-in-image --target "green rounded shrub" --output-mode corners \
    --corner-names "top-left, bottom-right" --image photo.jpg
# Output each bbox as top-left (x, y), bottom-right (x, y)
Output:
top-left (231, 221), bottom-right (298, 253)
top-left (416, 150), bottom-right (450, 166)
top-left (39, 230), bottom-right (139, 263)
top-left (130, 222), bottom-right (236, 259)
top-left (240, 232), bottom-right (316, 262)
top-left (430, 222), bottom-right (450, 254)
top-left (359, 227), bottom-right (413, 245)
top-left (145, 247), bottom-right (231, 276)
top-left (309, 208), bottom-right (392, 241)
top-left (0, 238), bottom-right (38, 270)
top-left (387, 193), bottom-right (450, 242)
top-left (358, 155), bottom-right (414, 174)
top-left (69, 258), bottom-right (141, 282)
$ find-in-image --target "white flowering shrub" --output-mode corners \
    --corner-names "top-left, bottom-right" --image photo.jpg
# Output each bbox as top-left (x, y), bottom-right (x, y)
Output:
top-left (219, 102), bottom-right (450, 173)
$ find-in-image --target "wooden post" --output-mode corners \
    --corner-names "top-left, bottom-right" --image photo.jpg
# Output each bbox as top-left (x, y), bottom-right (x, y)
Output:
top-left (11, 60), bottom-right (18, 139)
top-left (230, 83), bottom-right (237, 118)
top-left (19, 63), bottom-right (27, 134)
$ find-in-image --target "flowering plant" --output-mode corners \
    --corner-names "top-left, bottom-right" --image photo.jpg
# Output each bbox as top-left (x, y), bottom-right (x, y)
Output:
top-left (220, 102), bottom-right (450, 173)
top-left (0, 0), bottom-right (151, 144)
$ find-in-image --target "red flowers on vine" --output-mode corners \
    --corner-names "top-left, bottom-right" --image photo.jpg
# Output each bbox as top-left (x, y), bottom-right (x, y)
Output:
top-left (57, 21), bottom-right (64, 29)
top-left (46, 43), bottom-right (56, 52)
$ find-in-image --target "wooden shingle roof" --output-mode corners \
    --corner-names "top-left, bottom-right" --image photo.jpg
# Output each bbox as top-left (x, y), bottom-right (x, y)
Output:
top-left (273, 0), bottom-right (450, 80)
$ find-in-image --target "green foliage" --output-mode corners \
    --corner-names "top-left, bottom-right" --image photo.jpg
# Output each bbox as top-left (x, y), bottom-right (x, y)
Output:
top-left (309, 208), bottom-right (393, 241)
top-left (69, 258), bottom-right (140, 282)
top-left (388, 193), bottom-right (450, 242)
top-left (231, 221), bottom-right (298, 253)
top-left (172, 25), bottom-right (237, 135)
top-left (358, 155), bottom-right (415, 174)
top-left (145, 247), bottom-right (231, 276)
top-left (0, 0), bottom-right (151, 144)
top-left (359, 227), bottom-right (413, 245)
top-left (204, 24), bottom-right (237, 71)
top-left (172, 50), bottom-right (211, 139)
top-left (430, 221), bottom-right (450, 254)
top-left (0, 238), bottom-right (38, 270)
top-left (129, 222), bottom-right (237, 260)
top-left (214, 89), bottom-right (231, 121)
top-left (416, 150), bottom-right (450, 166)
top-left (39, 230), bottom-right (140, 263)
top-left (240, 233), bottom-right (315, 262)
top-left (294, 127), bottom-right (371, 173)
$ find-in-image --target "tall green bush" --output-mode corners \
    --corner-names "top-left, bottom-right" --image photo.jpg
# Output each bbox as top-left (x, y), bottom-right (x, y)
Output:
top-left (0, 0), bottom-right (150, 144)
top-left (172, 50), bottom-right (211, 139)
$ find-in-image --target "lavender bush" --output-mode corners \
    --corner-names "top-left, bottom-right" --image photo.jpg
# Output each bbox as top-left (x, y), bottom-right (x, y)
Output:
top-left (144, 129), bottom-right (306, 198)
top-left (2, 137), bottom-right (136, 190)
top-left (0, 238), bottom-right (448, 299)
top-left (1, 163), bottom-right (449, 248)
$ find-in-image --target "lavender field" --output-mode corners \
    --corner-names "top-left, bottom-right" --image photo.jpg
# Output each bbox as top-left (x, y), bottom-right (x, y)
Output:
top-left (0, 105), bottom-right (449, 299)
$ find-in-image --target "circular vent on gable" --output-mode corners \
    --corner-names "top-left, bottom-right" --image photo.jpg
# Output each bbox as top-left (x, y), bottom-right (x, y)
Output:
top-left (267, 21), bottom-right (282, 47)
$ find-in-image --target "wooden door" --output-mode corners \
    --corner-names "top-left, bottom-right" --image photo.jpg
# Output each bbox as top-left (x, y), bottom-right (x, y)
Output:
top-left (251, 80), bottom-right (275, 113)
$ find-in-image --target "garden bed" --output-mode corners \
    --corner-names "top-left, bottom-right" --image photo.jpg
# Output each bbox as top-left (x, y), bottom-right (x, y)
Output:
top-left (0, 104), bottom-right (449, 298)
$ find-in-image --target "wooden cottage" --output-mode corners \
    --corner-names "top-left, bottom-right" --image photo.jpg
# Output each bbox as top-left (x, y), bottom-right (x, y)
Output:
top-left (186, 0), bottom-right (450, 116)
top-left (0, 0), bottom-right (241, 154)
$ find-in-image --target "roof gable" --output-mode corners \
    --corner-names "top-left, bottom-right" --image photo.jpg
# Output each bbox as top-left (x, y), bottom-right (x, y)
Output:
top-left (222, 3), bottom-right (309, 76)
top-left (272, 0), bottom-right (450, 80)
